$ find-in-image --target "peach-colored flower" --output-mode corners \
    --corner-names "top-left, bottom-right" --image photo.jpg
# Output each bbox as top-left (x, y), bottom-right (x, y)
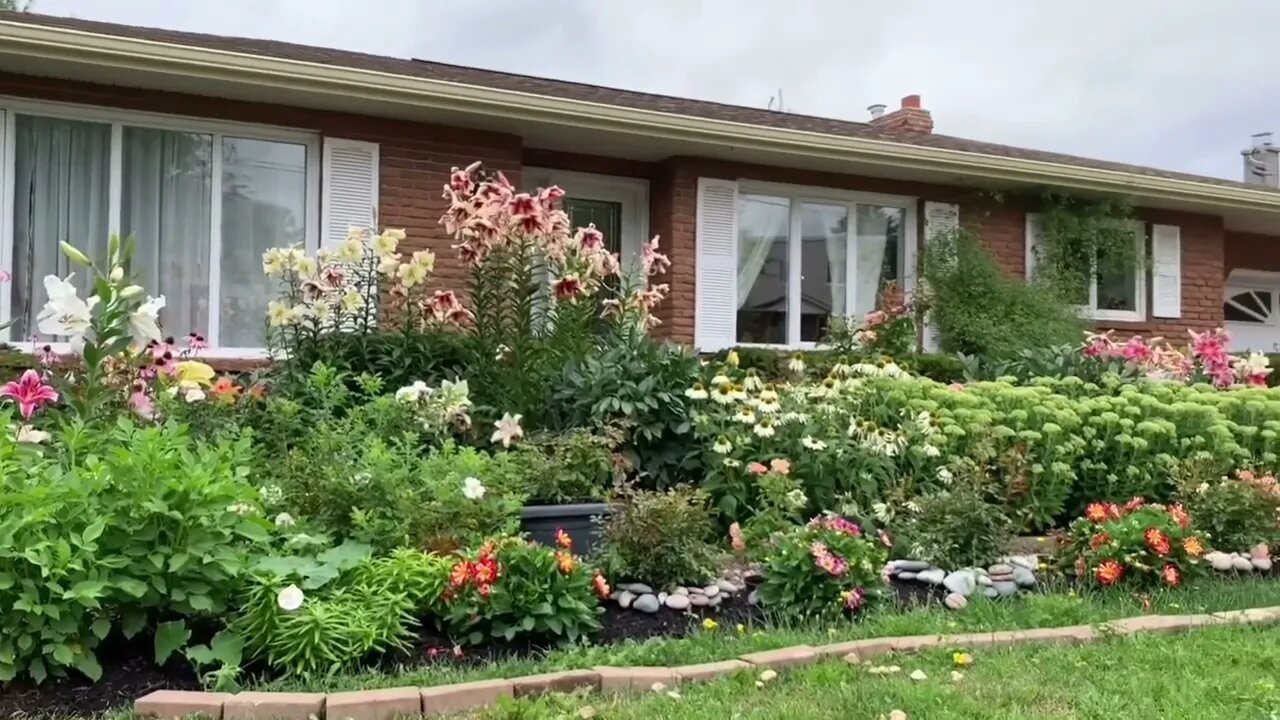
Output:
top-left (769, 458), bottom-right (791, 475)
top-left (747, 461), bottom-right (768, 475)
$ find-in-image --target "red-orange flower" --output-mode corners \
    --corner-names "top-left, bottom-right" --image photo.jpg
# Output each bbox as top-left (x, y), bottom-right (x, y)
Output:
top-left (210, 376), bottom-right (241, 403)
top-left (1144, 527), bottom-right (1171, 556)
top-left (1104, 503), bottom-right (1122, 520)
top-left (1168, 503), bottom-right (1191, 530)
top-left (449, 561), bottom-right (472, 588)
top-left (1085, 502), bottom-right (1109, 523)
top-left (555, 528), bottom-right (573, 550)
top-left (1183, 536), bottom-right (1204, 557)
top-left (472, 557), bottom-right (499, 585)
top-left (477, 583), bottom-right (492, 597)
top-left (592, 573), bottom-right (611, 600)
top-left (555, 551), bottom-right (577, 574)
top-left (1123, 496), bottom-right (1146, 513)
top-left (1161, 564), bottom-right (1181, 588)
top-left (1089, 532), bottom-right (1112, 551)
top-left (1095, 560), bottom-right (1125, 586)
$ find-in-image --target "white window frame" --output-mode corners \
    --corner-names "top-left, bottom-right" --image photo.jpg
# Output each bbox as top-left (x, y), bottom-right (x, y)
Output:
top-left (1224, 269), bottom-right (1280, 352)
top-left (0, 96), bottom-right (322, 357)
top-left (734, 180), bottom-right (918, 349)
top-left (1084, 220), bottom-right (1147, 323)
top-left (522, 167), bottom-right (649, 276)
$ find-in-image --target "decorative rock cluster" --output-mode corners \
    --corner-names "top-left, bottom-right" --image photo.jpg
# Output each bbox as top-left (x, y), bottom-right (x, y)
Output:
top-left (609, 571), bottom-right (752, 614)
top-left (1205, 543), bottom-right (1272, 573)
top-left (885, 555), bottom-right (1040, 610)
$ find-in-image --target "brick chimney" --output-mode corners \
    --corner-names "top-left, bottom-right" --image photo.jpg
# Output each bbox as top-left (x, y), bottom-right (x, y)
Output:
top-left (870, 94), bottom-right (934, 136)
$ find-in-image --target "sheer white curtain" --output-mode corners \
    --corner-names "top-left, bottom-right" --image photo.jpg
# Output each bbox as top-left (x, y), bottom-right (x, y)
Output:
top-left (122, 127), bottom-right (214, 338)
top-left (12, 115), bottom-right (112, 341)
top-left (854, 205), bottom-right (897, 317)
top-left (737, 195), bottom-right (790, 305)
top-left (220, 137), bottom-right (307, 348)
top-left (813, 205), bottom-right (847, 319)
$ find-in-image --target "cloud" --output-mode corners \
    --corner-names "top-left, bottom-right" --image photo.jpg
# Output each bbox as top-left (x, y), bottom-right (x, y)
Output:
top-left (36, 0), bottom-right (1280, 180)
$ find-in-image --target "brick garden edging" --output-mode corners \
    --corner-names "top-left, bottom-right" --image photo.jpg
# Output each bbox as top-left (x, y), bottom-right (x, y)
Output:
top-left (135, 606), bottom-right (1280, 719)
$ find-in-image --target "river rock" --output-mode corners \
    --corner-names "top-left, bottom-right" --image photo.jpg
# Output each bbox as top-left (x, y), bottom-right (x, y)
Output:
top-left (665, 594), bottom-right (690, 611)
top-left (917, 568), bottom-right (946, 585)
top-left (1232, 556), bottom-right (1254, 572)
top-left (988, 563), bottom-right (1014, 576)
top-left (1206, 551), bottom-right (1233, 571)
top-left (1253, 557), bottom-right (1273, 572)
top-left (673, 587), bottom-right (689, 596)
top-left (982, 586), bottom-right (1000, 599)
top-left (1012, 566), bottom-right (1037, 588)
top-left (709, 594), bottom-right (723, 607)
top-left (748, 590), bottom-right (759, 606)
top-left (703, 584), bottom-right (721, 598)
top-left (633, 593), bottom-right (660, 613)
top-left (618, 591), bottom-right (636, 609)
top-left (690, 594), bottom-right (710, 607)
top-left (1008, 556), bottom-right (1038, 570)
top-left (658, 592), bottom-right (668, 605)
top-left (1251, 543), bottom-right (1270, 560)
top-left (898, 571), bottom-right (918, 581)
top-left (943, 570), bottom-right (977, 597)
top-left (688, 586), bottom-right (706, 596)
top-left (626, 583), bottom-right (654, 595)
top-left (717, 579), bottom-right (740, 594)
top-left (944, 592), bottom-right (968, 610)
top-left (993, 580), bottom-right (1017, 598)
top-left (891, 560), bottom-right (932, 573)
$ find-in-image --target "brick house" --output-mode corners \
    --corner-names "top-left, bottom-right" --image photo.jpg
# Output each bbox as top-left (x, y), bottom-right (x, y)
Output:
top-left (0, 13), bottom-right (1278, 360)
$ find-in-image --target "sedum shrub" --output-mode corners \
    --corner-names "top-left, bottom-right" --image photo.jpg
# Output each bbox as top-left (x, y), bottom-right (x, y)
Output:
top-left (756, 514), bottom-right (889, 620)
top-left (1056, 500), bottom-right (1207, 589)
top-left (597, 484), bottom-right (719, 588)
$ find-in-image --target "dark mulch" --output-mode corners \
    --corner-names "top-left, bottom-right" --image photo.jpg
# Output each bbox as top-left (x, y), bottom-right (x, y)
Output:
top-left (0, 578), bottom-right (954, 719)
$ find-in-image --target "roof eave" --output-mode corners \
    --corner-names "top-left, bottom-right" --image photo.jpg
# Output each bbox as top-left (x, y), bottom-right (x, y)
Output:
top-left (1, 19), bottom-right (1279, 215)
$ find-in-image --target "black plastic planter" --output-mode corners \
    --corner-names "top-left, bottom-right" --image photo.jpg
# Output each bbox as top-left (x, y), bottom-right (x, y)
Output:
top-left (519, 503), bottom-right (609, 555)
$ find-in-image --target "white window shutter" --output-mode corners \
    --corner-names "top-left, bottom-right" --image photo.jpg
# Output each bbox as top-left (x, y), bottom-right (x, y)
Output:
top-left (321, 138), bottom-right (380, 248)
top-left (695, 178), bottom-right (739, 352)
top-left (1024, 212), bottom-right (1044, 280)
top-left (921, 202), bottom-right (959, 352)
top-left (1151, 224), bottom-right (1182, 318)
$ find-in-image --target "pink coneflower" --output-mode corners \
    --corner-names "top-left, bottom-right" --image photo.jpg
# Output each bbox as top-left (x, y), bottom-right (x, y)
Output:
top-left (35, 344), bottom-right (58, 366)
top-left (0, 369), bottom-right (58, 419)
top-left (186, 333), bottom-right (208, 353)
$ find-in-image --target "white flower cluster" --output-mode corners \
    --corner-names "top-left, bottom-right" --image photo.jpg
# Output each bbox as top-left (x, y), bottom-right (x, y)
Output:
top-left (395, 378), bottom-right (473, 431)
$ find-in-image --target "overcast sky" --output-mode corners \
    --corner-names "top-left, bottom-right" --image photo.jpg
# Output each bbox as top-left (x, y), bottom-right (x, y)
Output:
top-left (32, 0), bottom-right (1280, 181)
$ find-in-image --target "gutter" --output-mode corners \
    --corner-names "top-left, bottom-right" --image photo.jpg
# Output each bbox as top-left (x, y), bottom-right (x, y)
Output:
top-left (1, 20), bottom-right (1279, 214)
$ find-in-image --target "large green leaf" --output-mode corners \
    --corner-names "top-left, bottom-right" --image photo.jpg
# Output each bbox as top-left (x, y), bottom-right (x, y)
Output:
top-left (154, 620), bottom-right (190, 665)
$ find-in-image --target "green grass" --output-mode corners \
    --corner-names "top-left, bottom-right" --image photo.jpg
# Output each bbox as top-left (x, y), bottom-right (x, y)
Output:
top-left (256, 574), bottom-right (1280, 693)
top-left (467, 623), bottom-right (1280, 719)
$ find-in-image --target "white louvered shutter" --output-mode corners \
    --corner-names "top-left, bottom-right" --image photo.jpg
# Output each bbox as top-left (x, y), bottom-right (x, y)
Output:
top-left (921, 201), bottom-right (959, 352)
top-left (1151, 224), bottom-right (1182, 318)
top-left (321, 138), bottom-right (380, 248)
top-left (1024, 212), bottom-right (1044, 280)
top-left (694, 178), bottom-right (739, 352)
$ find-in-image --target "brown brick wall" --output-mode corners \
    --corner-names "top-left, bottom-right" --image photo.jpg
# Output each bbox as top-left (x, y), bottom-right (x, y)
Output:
top-left (1225, 231), bottom-right (1280, 276)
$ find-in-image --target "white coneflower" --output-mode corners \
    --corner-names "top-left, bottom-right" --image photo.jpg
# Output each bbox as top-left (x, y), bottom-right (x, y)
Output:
top-left (712, 437), bottom-right (733, 454)
top-left (735, 408), bottom-right (757, 425)
top-left (882, 363), bottom-right (905, 377)
top-left (753, 419), bottom-right (776, 438)
top-left (742, 370), bottom-right (764, 392)
top-left (905, 500), bottom-right (922, 513)
top-left (711, 383), bottom-right (735, 405)
top-left (756, 398), bottom-right (782, 414)
top-left (802, 436), bottom-right (828, 451)
top-left (685, 383), bottom-right (709, 400)
top-left (872, 502), bottom-right (890, 522)
top-left (937, 467), bottom-right (955, 484)
top-left (920, 444), bottom-right (941, 458)
top-left (730, 384), bottom-right (748, 402)
top-left (781, 411), bottom-right (810, 425)
top-left (787, 355), bottom-right (806, 375)
top-left (723, 458), bottom-right (742, 468)
top-left (786, 489), bottom-right (807, 508)
top-left (711, 372), bottom-right (731, 387)
top-left (830, 359), bottom-right (853, 378)
top-left (851, 362), bottom-right (880, 377)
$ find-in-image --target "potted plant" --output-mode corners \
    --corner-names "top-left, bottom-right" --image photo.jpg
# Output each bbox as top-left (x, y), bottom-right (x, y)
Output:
top-left (515, 428), bottom-right (618, 555)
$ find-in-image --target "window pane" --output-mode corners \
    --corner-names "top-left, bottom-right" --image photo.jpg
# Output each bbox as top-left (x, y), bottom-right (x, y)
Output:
top-left (122, 127), bottom-right (213, 338)
top-left (854, 205), bottom-right (903, 317)
top-left (737, 195), bottom-right (790, 344)
top-left (800, 203), bottom-right (847, 342)
top-left (220, 137), bottom-right (308, 347)
top-left (11, 115), bottom-right (111, 340)
top-left (564, 198), bottom-right (622, 255)
top-left (1225, 290), bottom-right (1272, 323)
top-left (1096, 244), bottom-right (1137, 312)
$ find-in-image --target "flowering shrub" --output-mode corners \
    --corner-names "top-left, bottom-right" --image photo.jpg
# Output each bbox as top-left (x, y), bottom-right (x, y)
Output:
top-left (895, 466), bottom-right (1015, 570)
top-left (1176, 463), bottom-right (1280, 551)
top-left (515, 427), bottom-right (620, 504)
top-left (597, 483), bottom-right (720, 588)
top-left (441, 536), bottom-right (602, 645)
top-left (1057, 500), bottom-right (1207, 589)
top-left (1080, 328), bottom-right (1271, 388)
top-left (756, 515), bottom-right (888, 619)
top-left (824, 281), bottom-right (916, 359)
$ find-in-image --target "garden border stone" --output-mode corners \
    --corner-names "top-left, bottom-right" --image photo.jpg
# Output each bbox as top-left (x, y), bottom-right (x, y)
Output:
top-left (133, 605), bottom-right (1280, 720)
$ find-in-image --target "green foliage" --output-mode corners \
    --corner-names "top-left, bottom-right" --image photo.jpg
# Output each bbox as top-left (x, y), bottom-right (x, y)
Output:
top-left (895, 470), bottom-right (1014, 569)
top-left (517, 428), bottom-right (620, 504)
top-left (922, 227), bottom-right (1085, 360)
top-left (756, 516), bottom-right (887, 620)
top-left (1175, 460), bottom-right (1280, 552)
top-left (442, 538), bottom-right (602, 646)
top-left (185, 630), bottom-right (246, 692)
top-left (271, 329), bottom-right (471, 404)
top-left (596, 484), bottom-right (719, 588)
top-left (548, 333), bottom-right (701, 487)
top-left (1036, 193), bottom-right (1139, 304)
top-left (1056, 502), bottom-right (1206, 589)
top-left (0, 418), bottom-right (272, 683)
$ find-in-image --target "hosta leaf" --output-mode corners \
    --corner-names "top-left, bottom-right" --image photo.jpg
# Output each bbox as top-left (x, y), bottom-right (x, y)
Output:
top-left (154, 620), bottom-right (190, 665)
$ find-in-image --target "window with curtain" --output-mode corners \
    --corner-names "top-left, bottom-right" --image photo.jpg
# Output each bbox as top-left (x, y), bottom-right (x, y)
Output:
top-left (3, 109), bottom-right (316, 350)
top-left (736, 188), bottom-right (910, 346)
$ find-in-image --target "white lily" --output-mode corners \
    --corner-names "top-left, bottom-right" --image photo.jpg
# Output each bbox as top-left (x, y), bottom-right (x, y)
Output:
top-left (129, 295), bottom-right (166, 344)
top-left (36, 274), bottom-right (98, 352)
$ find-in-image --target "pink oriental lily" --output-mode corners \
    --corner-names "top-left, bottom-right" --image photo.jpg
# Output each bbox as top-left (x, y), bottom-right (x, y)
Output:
top-left (0, 369), bottom-right (58, 419)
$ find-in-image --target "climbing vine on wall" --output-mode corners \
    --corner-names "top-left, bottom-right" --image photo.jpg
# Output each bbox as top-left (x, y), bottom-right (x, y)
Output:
top-left (1035, 192), bottom-right (1141, 303)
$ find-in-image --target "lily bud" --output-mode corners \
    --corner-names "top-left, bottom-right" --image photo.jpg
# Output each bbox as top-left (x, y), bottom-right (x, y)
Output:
top-left (119, 285), bottom-right (144, 299)
top-left (109, 266), bottom-right (124, 282)
top-left (60, 242), bottom-right (92, 268)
